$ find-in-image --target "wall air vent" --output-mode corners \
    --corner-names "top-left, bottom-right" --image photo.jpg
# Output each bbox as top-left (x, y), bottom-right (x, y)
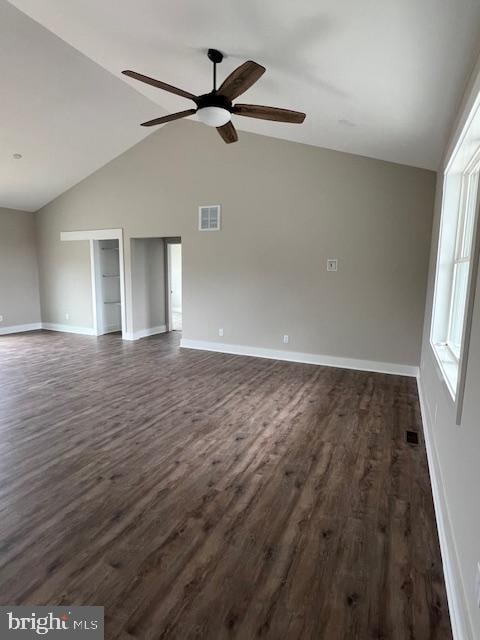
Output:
top-left (199, 205), bottom-right (221, 231)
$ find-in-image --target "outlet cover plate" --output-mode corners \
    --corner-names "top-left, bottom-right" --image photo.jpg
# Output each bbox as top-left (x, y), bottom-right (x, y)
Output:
top-left (327, 258), bottom-right (338, 272)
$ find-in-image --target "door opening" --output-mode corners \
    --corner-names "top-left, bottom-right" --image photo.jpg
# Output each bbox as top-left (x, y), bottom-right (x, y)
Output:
top-left (60, 229), bottom-right (126, 338)
top-left (167, 242), bottom-right (182, 331)
top-left (93, 239), bottom-right (123, 335)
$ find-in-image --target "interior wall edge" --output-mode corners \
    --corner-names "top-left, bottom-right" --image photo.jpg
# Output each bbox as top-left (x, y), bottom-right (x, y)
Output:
top-left (418, 46), bottom-right (480, 637)
top-left (416, 374), bottom-right (473, 640)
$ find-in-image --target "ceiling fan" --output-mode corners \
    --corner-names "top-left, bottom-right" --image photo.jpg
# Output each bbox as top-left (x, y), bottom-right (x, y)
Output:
top-left (122, 49), bottom-right (306, 143)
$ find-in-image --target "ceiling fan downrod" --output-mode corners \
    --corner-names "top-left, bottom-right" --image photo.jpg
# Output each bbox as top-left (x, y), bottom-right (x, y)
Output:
top-left (207, 48), bottom-right (223, 92)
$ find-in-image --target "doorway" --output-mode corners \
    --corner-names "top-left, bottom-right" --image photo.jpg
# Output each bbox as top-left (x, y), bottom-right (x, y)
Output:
top-left (60, 228), bottom-right (127, 338)
top-left (167, 242), bottom-right (182, 331)
top-left (92, 239), bottom-right (123, 334)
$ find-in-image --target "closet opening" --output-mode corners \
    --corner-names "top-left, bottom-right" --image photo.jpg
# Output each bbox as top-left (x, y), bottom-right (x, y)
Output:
top-left (60, 229), bottom-right (127, 339)
top-left (92, 239), bottom-right (123, 335)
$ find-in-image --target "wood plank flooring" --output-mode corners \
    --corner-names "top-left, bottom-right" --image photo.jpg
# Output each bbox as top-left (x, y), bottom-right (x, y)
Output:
top-left (0, 331), bottom-right (451, 639)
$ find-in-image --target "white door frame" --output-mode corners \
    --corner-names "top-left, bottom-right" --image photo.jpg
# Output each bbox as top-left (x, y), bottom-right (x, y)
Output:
top-left (165, 238), bottom-right (181, 332)
top-left (60, 228), bottom-right (127, 338)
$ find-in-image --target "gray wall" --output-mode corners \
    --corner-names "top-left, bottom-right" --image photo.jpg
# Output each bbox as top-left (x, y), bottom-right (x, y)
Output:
top-left (131, 238), bottom-right (166, 334)
top-left (419, 53), bottom-right (480, 638)
top-left (35, 120), bottom-right (435, 366)
top-left (0, 207), bottom-right (41, 330)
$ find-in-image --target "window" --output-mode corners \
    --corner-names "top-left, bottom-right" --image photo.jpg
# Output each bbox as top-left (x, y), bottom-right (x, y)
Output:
top-left (431, 122), bottom-right (480, 401)
top-left (446, 170), bottom-right (478, 359)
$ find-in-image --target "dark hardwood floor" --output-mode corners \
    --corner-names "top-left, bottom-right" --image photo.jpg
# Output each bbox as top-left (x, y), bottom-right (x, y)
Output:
top-left (0, 330), bottom-right (451, 639)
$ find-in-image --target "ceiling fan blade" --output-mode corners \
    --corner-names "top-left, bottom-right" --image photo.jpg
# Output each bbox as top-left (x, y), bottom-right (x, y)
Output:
top-left (141, 109), bottom-right (197, 127)
top-left (217, 121), bottom-right (238, 144)
top-left (233, 104), bottom-right (306, 123)
top-left (122, 70), bottom-right (197, 102)
top-left (217, 61), bottom-right (266, 101)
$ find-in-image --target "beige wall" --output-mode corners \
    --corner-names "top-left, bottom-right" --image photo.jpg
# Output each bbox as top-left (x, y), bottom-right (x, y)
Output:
top-left (35, 120), bottom-right (435, 366)
top-left (131, 237), bottom-right (166, 334)
top-left (419, 53), bottom-right (480, 639)
top-left (0, 207), bottom-right (41, 330)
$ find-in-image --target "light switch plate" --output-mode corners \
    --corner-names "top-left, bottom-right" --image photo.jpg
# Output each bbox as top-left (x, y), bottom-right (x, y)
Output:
top-left (327, 258), bottom-right (338, 272)
top-left (218, 328), bottom-right (224, 337)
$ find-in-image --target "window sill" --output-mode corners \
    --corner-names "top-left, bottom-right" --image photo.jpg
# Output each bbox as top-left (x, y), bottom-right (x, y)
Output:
top-left (430, 341), bottom-right (458, 401)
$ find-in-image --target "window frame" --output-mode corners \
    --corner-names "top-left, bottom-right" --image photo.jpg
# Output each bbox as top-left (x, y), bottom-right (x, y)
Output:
top-left (430, 147), bottom-right (480, 423)
top-left (445, 168), bottom-right (479, 360)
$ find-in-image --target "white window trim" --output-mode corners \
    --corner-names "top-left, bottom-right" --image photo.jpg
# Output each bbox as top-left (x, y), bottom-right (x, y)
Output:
top-left (430, 342), bottom-right (458, 400)
top-left (445, 169), bottom-right (478, 360)
top-left (455, 196), bottom-right (480, 422)
top-left (430, 169), bottom-right (480, 421)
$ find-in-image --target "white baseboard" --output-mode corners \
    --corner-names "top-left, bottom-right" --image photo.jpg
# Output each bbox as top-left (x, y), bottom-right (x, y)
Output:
top-left (180, 339), bottom-right (418, 377)
top-left (123, 325), bottom-right (167, 341)
top-left (3, 322), bottom-right (167, 341)
top-left (41, 322), bottom-right (96, 336)
top-left (0, 322), bottom-right (42, 335)
top-left (416, 375), bottom-right (472, 640)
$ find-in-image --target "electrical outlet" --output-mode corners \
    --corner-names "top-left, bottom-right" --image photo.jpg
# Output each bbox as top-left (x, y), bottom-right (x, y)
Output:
top-left (327, 258), bottom-right (338, 272)
top-left (218, 328), bottom-right (224, 337)
top-left (476, 562), bottom-right (480, 608)
top-left (283, 335), bottom-right (289, 344)
top-left (65, 313), bottom-right (69, 321)
top-left (0, 315), bottom-right (3, 322)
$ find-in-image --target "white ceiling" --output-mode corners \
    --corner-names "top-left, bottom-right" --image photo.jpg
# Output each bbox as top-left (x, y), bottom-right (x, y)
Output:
top-left (0, 1), bottom-right (157, 211)
top-left (4, 0), bottom-right (480, 211)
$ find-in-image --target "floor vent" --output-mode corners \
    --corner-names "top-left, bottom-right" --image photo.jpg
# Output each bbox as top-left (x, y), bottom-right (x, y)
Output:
top-left (406, 430), bottom-right (419, 445)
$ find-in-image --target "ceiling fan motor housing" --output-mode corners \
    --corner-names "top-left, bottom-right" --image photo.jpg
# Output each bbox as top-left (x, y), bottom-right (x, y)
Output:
top-left (196, 92), bottom-right (232, 112)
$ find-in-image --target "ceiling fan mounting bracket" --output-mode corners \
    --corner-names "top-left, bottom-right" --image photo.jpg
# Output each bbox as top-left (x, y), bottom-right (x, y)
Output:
top-left (207, 49), bottom-right (224, 64)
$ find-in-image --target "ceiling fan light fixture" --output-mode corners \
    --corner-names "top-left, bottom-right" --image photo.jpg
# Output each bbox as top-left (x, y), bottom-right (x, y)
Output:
top-left (196, 106), bottom-right (231, 127)
top-left (123, 50), bottom-right (305, 143)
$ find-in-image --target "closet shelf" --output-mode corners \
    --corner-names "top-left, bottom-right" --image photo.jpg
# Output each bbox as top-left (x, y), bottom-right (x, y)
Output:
top-left (101, 247), bottom-right (119, 251)
top-left (104, 301), bottom-right (121, 305)
top-left (102, 274), bottom-right (120, 278)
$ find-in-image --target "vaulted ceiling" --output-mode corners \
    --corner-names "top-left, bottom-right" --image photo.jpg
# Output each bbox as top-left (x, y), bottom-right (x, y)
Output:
top-left (0, 1), bottom-right (156, 211)
top-left (4, 0), bottom-right (480, 211)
